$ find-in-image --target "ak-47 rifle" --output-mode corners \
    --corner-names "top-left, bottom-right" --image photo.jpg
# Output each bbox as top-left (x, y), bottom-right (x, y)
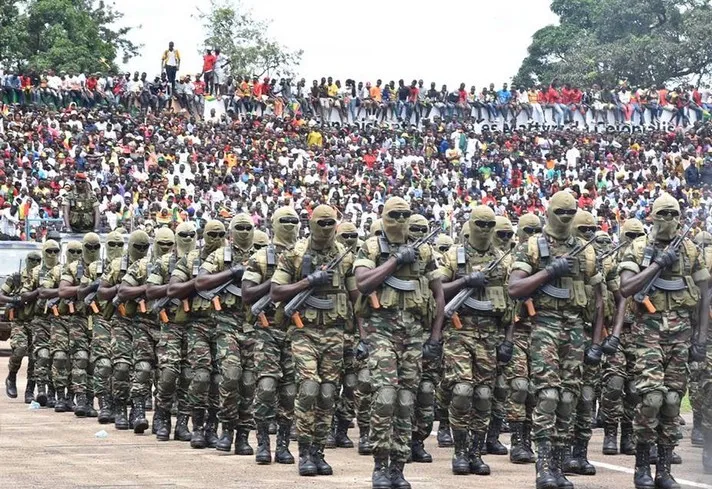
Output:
top-left (8, 259), bottom-right (22, 320)
top-left (84, 247), bottom-right (105, 314)
top-left (251, 294), bottom-right (272, 328)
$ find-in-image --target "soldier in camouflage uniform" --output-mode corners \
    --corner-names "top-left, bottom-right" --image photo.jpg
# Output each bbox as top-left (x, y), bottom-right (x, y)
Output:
top-left (353, 196), bottom-right (444, 489)
top-left (503, 212), bottom-right (542, 465)
top-left (58, 233), bottom-right (102, 417)
top-left (618, 193), bottom-right (709, 489)
top-left (438, 206), bottom-right (512, 476)
top-left (194, 213), bottom-right (256, 453)
top-left (98, 230), bottom-right (150, 430)
top-left (507, 191), bottom-right (603, 489)
top-left (271, 205), bottom-right (357, 477)
top-left (116, 228), bottom-right (176, 434)
top-left (167, 220), bottom-right (226, 449)
top-left (41, 240), bottom-right (82, 413)
top-left (2, 251), bottom-right (41, 401)
top-left (599, 219), bottom-right (645, 457)
top-left (242, 207), bottom-right (300, 464)
top-left (62, 172), bottom-right (99, 233)
top-left (81, 231), bottom-right (125, 423)
top-left (253, 229), bottom-right (270, 250)
top-left (698, 232), bottom-right (712, 473)
top-left (149, 222), bottom-right (196, 442)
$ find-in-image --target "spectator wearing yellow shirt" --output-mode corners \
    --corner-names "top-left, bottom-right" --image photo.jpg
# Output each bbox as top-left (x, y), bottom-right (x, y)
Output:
top-left (307, 127), bottom-right (323, 148)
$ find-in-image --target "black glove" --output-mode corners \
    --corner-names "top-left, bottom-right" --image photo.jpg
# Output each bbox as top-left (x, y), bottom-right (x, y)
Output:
top-left (545, 256), bottom-right (574, 278)
top-left (230, 265), bottom-right (245, 281)
top-left (394, 245), bottom-right (416, 266)
top-left (601, 334), bottom-right (620, 355)
top-left (689, 342), bottom-right (707, 362)
top-left (584, 344), bottom-right (604, 365)
top-left (422, 339), bottom-right (443, 362)
top-left (464, 271), bottom-right (487, 288)
top-left (654, 248), bottom-right (679, 269)
top-left (307, 270), bottom-right (330, 286)
top-left (497, 340), bottom-right (514, 364)
top-left (355, 340), bottom-right (370, 362)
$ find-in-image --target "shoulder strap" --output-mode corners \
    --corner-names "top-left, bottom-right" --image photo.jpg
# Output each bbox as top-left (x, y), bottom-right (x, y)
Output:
top-left (537, 236), bottom-right (550, 265)
top-left (224, 246), bottom-right (232, 264)
top-left (378, 236), bottom-right (390, 257)
top-left (168, 253), bottom-right (177, 274)
top-left (120, 255), bottom-right (128, 273)
top-left (266, 245), bottom-right (276, 269)
top-left (301, 252), bottom-right (312, 278)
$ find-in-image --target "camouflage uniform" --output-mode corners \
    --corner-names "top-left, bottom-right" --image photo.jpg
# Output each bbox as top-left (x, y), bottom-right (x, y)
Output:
top-left (65, 189), bottom-right (98, 233)
top-left (3, 259), bottom-right (36, 399)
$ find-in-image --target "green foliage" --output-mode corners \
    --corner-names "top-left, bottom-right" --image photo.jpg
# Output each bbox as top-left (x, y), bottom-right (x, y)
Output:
top-left (514, 0), bottom-right (712, 88)
top-left (195, 0), bottom-right (302, 79)
top-left (0, 0), bottom-right (140, 74)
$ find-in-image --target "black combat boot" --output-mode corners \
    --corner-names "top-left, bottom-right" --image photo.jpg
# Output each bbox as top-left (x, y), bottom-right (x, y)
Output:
top-left (114, 401), bottom-right (129, 430)
top-left (290, 423), bottom-right (297, 441)
top-left (411, 434), bottom-right (433, 463)
top-left (485, 416), bottom-right (509, 455)
top-left (468, 431), bottom-right (490, 475)
top-left (703, 429), bottom-right (712, 474)
top-left (54, 387), bottom-right (69, 412)
top-left (536, 441), bottom-right (558, 489)
top-left (437, 418), bottom-right (454, 447)
top-left (671, 450), bottom-right (682, 465)
top-left (275, 422), bottom-right (295, 464)
top-left (174, 413), bottom-right (192, 441)
top-left (128, 401), bottom-right (137, 430)
top-left (47, 385), bottom-right (56, 408)
top-left (86, 393), bottom-right (98, 417)
top-left (190, 409), bottom-right (206, 448)
top-left (655, 444), bottom-right (680, 489)
top-left (298, 441), bottom-right (317, 476)
top-left (269, 420), bottom-right (277, 434)
top-left (36, 383), bottom-right (48, 406)
top-left (24, 379), bottom-right (35, 404)
top-left (602, 423), bottom-right (618, 455)
top-left (523, 420), bottom-right (536, 460)
top-left (451, 429), bottom-right (471, 475)
top-left (552, 445), bottom-right (574, 489)
top-left (132, 397), bottom-right (149, 434)
top-left (204, 409), bottom-right (219, 448)
top-left (691, 413), bottom-right (704, 447)
top-left (74, 393), bottom-right (89, 418)
top-left (216, 422), bottom-right (235, 452)
top-left (311, 444), bottom-right (333, 475)
top-left (255, 422), bottom-right (272, 464)
top-left (509, 421), bottom-right (535, 464)
top-left (234, 426), bottom-right (254, 455)
top-left (97, 396), bottom-right (113, 424)
top-left (358, 424), bottom-right (373, 455)
top-left (151, 411), bottom-right (160, 435)
top-left (145, 395), bottom-right (153, 411)
top-left (155, 408), bottom-right (172, 442)
top-left (620, 422), bottom-right (635, 455)
top-left (325, 420), bottom-right (336, 449)
top-left (371, 451), bottom-right (391, 488)
top-left (634, 443), bottom-right (655, 489)
top-left (334, 417), bottom-right (354, 448)
top-left (389, 459), bottom-right (411, 489)
top-left (569, 438), bottom-right (596, 475)
top-left (649, 444), bottom-right (658, 464)
top-left (5, 371), bottom-right (18, 398)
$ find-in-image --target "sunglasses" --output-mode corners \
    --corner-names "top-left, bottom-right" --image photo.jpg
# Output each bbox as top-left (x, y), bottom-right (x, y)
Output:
top-left (341, 233), bottom-right (358, 239)
top-left (387, 210), bottom-right (412, 219)
top-left (28, 257), bottom-right (41, 262)
top-left (438, 245), bottom-right (450, 252)
top-left (84, 244), bottom-right (101, 251)
top-left (253, 244), bottom-right (266, 250)
top-left (157, 241), bottom-right (174, 247)
top-left (577, 226), bottom-right (597, 234)
top-left (45, 249), bottom-right (59, 255)
top-left (133, 243), bottom-right (150, 251)
top-left (496, 231), bottom-right (514, 240)
top-left (625, 232), bottom-right (645, 240)
top-left (409, 225), bottom-right (428, 234)
top-left (177, 231), bottom-right (196, 238)
top-left (68, 249), bottom-right (82, 255)
top-left (234, 225), bottom-right (253, 231)
top-left (656, 209), bottom-right (680, 218)
top-left (316, 219), bottom-right (337, 227)
top-left (474, 220), bottom-right (496, 229)
top-left (554, 209), bottom-right (577, 216)
top-left (279, 217), bottom-right (300, 224)
top-left (107, 242), bottom-right (124, 248)
top-left (523, 226), bottom-right (542, 235)
top-left (596, 237), bottom-right (612, 244)
top-left (207, 231), bottom-right (226, 239)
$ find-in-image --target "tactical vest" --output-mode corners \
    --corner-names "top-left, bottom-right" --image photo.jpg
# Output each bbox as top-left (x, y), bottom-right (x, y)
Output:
top-left (105, 255), bottom-right (130, 320)
top-left (124, 258), bottom-right (150, 318)
top-left (638, 238), bottom-right (700, 313)
top-left (68, 192), bottom-right (97, 232)
top-left (67, 261), bottom-right (86, 315)
top-left (584, 247), bottom-right (616, 324)
top-left (452, 244), bottom-right (509, 318)
top-left (214, 245), bottom-right (253, 312)
top-left (189, 250), bottom-right (211, 313)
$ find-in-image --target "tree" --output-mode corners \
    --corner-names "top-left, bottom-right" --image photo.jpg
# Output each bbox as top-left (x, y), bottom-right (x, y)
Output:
top-left (195, 0), bottom-right (302, 79)
top-left (0, 0), bottom-right (140, 74)
top-left (514, 0), bottom-right (712, 88)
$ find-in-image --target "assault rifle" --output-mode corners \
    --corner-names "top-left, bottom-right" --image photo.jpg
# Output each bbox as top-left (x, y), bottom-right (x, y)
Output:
top-left (377, 226), bottom-right (441, 297)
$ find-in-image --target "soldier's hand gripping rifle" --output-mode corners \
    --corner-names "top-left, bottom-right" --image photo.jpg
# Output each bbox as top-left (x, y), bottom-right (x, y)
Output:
top-left (378, 226), bottom-right (441, 296)
top-left (251, 293), bottom-right (273, 328)
top-left (196, 264), bottom-right (245, 312)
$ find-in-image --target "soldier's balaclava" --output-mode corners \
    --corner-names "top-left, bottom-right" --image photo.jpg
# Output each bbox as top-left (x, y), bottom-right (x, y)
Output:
top-left (26, 251), bottom-right (41, 271)
top-left (175, 222), bottom-right (197, 258)
top-left (594, 230), bottom-right (612, 253)
top-left (66, 240), bottom-right (83, 264)
top-left (694, 230), bottom-right (712, 247)
top-left (460, 226), bottom-right (470, 245)
top-left (408, 214), bottom-right (430, 241)
top-left (271, 206), bottom-right (300, 249)
top-left (42, 240), bottom-right (60, 268)
top-left (128, 230), bottom-right (150, 262)
top-left (106, 231), bottom-right (125, 261)
top-left (468, 205), bottom-right (496, 251)
top-left (572, 210), bottom-right (597, 240)
top-left (252, 229), bottom-right (270, 249)
top-left (203, 220), bottom-right (226, 255)
top-left (336, 222), bottom-right (359, 249)
top-left (309, 205), bottom-right (337, 250)
top-left (621, 218), bottom-right (645, 243)
top-left (651, 193), bottom-right (681, 242)
top-left (382, 197), bottom-right (411, 244)
top-left (369, 219), bottom-right (383, 237)
top-left (435, 234), bottom-right (454, 253)
top-left (154, 227), bottom-right (175, 257)
top-left (493, 216), bottom-right (514, 249)
top-left (517, 212), bottom-right (542, 241)
top-left (82, 232), bottom-right (101, 264)
top-left (545, 191), bottom-right (577, 240)
top-left (230, 213), bottom-right (254, 251)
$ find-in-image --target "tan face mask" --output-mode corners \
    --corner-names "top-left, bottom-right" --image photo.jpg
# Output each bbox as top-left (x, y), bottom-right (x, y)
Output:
top-left (545, 191), bottom-right (577, 239)
top-left (271, 207), bottom-right (300, 248)
top-left (230, 213), bottom-right (254, 251)
top-left (382, 197), bottom-right (411, 244)
top-left (468, 205), bottom-right (496, 250)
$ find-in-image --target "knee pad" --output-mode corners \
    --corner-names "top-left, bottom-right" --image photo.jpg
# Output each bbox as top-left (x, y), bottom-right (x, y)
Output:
top-left (604, 375), bottom-right (625, 402)
top-left (221, 366), bottom-right (241, 391)
top-left (416, 381), bottom-right (435, 409)
top-left (240, 370), bottom-right (256, 398)
top-left (473, 385), bottom-right (492, 413)
top-left (356, 368), bottom-right (372, 395)
top-left (625, 381), bottom-right (641, 406)
top-left (279, 382), bottom-right (296, 412)
top-left (537, 388), bottom-right (559, 415)
top-left (256, 376), bottom-right (278, 405)
top-left (36, 348), bottom-right (50, 366)
top-left (373, 386), bottom-right (397, 418)
top-left (191, 368), bottom-right (211, 394)
top-left (510, 377), bottom-right (529, 404)
top-left (52, 351), bottom-right (69, 369)
top-left (494, 374), bottom-right (508, 403)
top-left (661, 391), bottom-right (681, 419)
top-left (113, 361), bottom-right (131, 382)
top-left (640, 390), bottom-right (664, 419)
top-left (579, 385), bottom-right (595, 412)
top-left (159, 367), bottom-right (178, 388)
top-left (134, 360), bottom-right (153, 384)
top-left (73, 350), bottom-right (89, 370)
top-left (298, 379), bottom-right (320, 410)
top-left (95, 358), bottom-right (112, 379)
top-left (317, 382), bottom-right (337, 411)
top-left (451, 382), bottom-right (474, 413)
top-left (395, 389), bottom-right (415, 418)
top-left (342, 373), bottom-right (357, 398)
top-left (556, 390), bottom-right (576, 418)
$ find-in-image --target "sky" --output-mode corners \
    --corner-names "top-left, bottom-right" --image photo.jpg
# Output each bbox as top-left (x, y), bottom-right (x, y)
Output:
top-left (115, 0), bottom-right (558, 88)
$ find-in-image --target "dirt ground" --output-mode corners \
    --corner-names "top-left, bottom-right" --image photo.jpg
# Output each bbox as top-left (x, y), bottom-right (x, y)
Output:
top-left (0, 341), bottom-right (709, 489)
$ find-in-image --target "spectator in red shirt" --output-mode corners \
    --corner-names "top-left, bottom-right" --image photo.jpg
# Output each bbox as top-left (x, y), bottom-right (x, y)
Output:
top-left (547, 80), bottom-right (565, 126)
top-left (202, 49), bottom-right (216, 95)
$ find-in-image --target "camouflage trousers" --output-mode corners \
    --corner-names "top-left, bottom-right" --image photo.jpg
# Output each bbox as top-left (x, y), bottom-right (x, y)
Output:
top-left (253, 326), bottom-right (295, 424)
top-left (492, 328), bottom-right (509, 422)
top-left (503, 327), bottom-right (533, 423)
top-left (335, 332), bottom-right (358, 424)
top-left (50, 316), bottom-right (72, 391)
top-left (699, 342), bottom-right (712, 431)
top-left (156, 321), bottom-right (191, 415)
top-left (443, 324), bottom-right (498, 433)
top-left (8, 320), bottom-right (33, 378)
top-left (600, 325), bottom-right (637, 425)
top-left (112, 317), bottom-right (134, 402)
top-left (632, 310), bottom-right (692, 446)
top-left (237, 329), bottom-right (256, 429)
top-left (292, 325), bottom-right (344, 446)
top-left (186, 316), bottom-right (219, 411)
top-left (365, 310), bottom-right (423, 463)
top-left (214, 315), bottom-right (243, 424)
top-left (354, 356), bottom-right (372, 431)
top-left (70, 317), bottom-right (93, 395)
top-left (689, 358), bottom-right (703, 418)
top-left (90, 315), bottom-right (113, 397)
top-left (414, 331), bottom-right (441, 440)
top-left (130, 318), bottom-right (160, 399)
top-left (572, 327), bottom-right (601, 442)
top-left (31, 317), bottom-right (51, 386)
top-left (529, 311), bottom-right (585, 445)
